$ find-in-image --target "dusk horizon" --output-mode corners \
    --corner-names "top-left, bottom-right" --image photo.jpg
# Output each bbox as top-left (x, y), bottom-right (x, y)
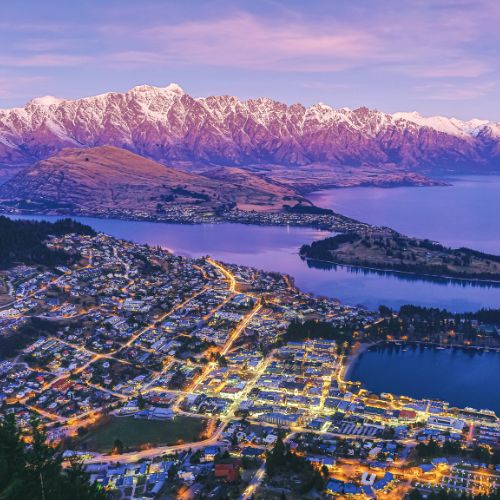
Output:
top-left (1, 0), bottom-right (500, 121)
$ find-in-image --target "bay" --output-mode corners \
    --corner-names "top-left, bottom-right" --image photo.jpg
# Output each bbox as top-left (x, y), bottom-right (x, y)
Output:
top-left (348, 344), bottom-right (500, 414)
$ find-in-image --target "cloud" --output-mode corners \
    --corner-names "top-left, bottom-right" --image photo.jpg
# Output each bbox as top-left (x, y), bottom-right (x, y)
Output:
top-left (99, 6), bottom-right (499, 80)
top-left (113, 12), bottom-right (382, 72)
top-left (403, 61), bottom-right (492, 79)
top-left (2, 2), bottom-right (498, 80)
top-left (415, 81), bottom-right (496, 100)
top-left (0, 21), bottom-right (67, 34)
top-left (0, 53), bottom-right (91, 68)
top-left (15, 38), bottom-right (84, 53)
top-left (1, 0), bottom-right (499, 115)
top-left (300, 82), bottom-right (353, 91)
top-left (0, 75), bottom-right (48, 100)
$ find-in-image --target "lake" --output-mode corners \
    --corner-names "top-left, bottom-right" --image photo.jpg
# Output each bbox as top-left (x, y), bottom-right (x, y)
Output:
top-left (348, 344), bottom-right (500, 414)
top-left (8, 174), bottom-right (500, 416)
top-left (309, 174), bottom-right (500, 254)
top-left (12, 204), bottom-right (500, 312)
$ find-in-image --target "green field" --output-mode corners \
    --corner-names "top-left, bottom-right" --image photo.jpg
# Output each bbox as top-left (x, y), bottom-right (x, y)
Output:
top-left (79, 415), bottom-right (205, 453)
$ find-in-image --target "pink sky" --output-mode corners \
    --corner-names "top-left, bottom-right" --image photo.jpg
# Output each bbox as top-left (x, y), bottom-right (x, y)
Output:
top-left (0, 0), bottom-right (498, 120)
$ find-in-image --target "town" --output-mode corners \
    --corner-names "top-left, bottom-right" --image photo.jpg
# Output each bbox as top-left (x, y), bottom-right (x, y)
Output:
top-left (0, 230), bottom-right (498, 499)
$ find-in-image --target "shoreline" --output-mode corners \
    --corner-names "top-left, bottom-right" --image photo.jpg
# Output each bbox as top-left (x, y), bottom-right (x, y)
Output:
top-left (386, 339), bottom-right (500, 353)
top-left (0, 209), bottom-right (367, 235)
top-left (341, 340), bottom-right (382, 383)
top-left (7, 209), bottom-right (500, 286)
top-left (341, 340), bottom-right (499, 418)
top-left (341, 339), bottom-right (500, 386)
top-left (301, 256), bottom-right (500, 286)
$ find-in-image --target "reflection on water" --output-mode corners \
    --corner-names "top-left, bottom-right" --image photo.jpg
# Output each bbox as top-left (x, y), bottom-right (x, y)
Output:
top-left (349, 343), bottom-right (500, 414)
top-left (303, 257), bottom-right (500, 288)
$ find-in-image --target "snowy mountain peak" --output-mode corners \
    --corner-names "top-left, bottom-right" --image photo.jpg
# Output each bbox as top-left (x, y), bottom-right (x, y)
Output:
top-left (392, 111), bottom-right (491, 138)
top-left (164, 83), bottom-right (184, 94)
top-left (0, 84), bottom-right (499, 170)
top-left (129, 83), bottom-right (185, 95)
top-left (27, 95), bottom-right (64, 107)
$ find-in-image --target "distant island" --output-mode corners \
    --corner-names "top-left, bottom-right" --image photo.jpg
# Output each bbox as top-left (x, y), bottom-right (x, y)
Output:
top-left (300, 231), bottom-right (500, 282)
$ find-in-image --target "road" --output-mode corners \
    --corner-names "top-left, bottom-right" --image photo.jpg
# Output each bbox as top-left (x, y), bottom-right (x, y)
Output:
top-left (240, 432), bottom-right (297, 499)
top-left (82, 259), bottom-right (257, 464)
top-left (207, 257), bottom-right (236, 292)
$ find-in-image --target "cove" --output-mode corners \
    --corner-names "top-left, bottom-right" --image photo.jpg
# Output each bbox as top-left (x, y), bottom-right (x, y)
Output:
top-left (309, 175), bottom-right (500, 254)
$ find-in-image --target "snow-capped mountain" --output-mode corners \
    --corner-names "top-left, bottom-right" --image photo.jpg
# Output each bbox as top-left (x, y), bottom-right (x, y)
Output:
top-left (0, 83), bottom-right (499, 171)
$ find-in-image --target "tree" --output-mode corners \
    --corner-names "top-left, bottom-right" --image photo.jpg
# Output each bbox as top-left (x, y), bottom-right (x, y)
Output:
top-left (265, 430), bottom-right (285, 476)
top-left (409, 489), bottom-right (424, 500)
top-left (0, 412), bottom-right (25, 496)
top-left (24, 419), bottom-right (65, 498)
top-left (0, 216), bottom-right (95, 269)
top-left (231, 433), bottom-right (238, 447)
top-left (112, 439), bottom-right (124, 455)
top-left (321, 464), bottom-right (329, 478)
top-left (416, 439), bottom-right (440, 458)
top-left (271, 429), bottom-right (285, 464)
top-left (64, 458), bottom-right (108, 499)
top-left (137, 393), bottom-right (146, 410)
top-left (379, 305), bottom-right (392, 317)
top-left (0, 414), bottom-right (106, 499)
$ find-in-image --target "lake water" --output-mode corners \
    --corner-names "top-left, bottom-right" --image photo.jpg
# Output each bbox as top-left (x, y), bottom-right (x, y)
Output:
top-left (9, 175), bottom-right (500, 415)
top-left (348, 344), bottom-right (500, 414)
top-left (309, 175), bottom-right (500, 254)
top-left (12, 202), bottom-right (500, 312)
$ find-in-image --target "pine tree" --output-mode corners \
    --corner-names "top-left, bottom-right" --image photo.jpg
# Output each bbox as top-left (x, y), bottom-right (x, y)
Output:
top-left (0, 412), bottom-right (25, 497)
top-left (112, 439), bottom-right (124, 455)
top-left (0, 413), bottom-right (107, 499)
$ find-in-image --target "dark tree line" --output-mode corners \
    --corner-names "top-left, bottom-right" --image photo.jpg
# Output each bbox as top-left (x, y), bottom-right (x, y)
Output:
top-left (300, 233), bottom-right (361, 261)
top-left (0, 216), bottom-right (95, 269)
top-left (0, 317), bottom-right (58, 359)
top-left (265, 431), bottom-right (325, 494)
top-left (416, 439), bottom-right (499, 464)
top-left (365, 305), bottom-right (500, 344)
top-left (283, 204), bottom-right (333, 216)
top-left (299, 231), bottom-right (500, 280)
top-left (285, 319), bottom-right (353, 347)
top-left (0, 413), bottom-right (107, 499)
top-left (398, 305), bottom-right (500, 324)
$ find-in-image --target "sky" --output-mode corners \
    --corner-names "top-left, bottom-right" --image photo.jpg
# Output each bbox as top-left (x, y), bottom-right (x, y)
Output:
top-left (0, 0), bottom-right (499, 120)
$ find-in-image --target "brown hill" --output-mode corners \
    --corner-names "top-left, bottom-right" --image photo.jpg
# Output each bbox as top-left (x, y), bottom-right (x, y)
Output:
top-left (0, 146), bottom-right (302, 214)
top-left (200, 166), bottom-right (304, 211)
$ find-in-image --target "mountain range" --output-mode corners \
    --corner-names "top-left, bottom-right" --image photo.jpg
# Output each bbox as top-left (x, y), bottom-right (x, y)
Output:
top-left (1, 84), bottom-right (499, 181)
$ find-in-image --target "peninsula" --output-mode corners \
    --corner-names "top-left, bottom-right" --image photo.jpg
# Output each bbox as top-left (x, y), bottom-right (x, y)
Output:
top-left (300, 231), bottom-right (500, 282)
